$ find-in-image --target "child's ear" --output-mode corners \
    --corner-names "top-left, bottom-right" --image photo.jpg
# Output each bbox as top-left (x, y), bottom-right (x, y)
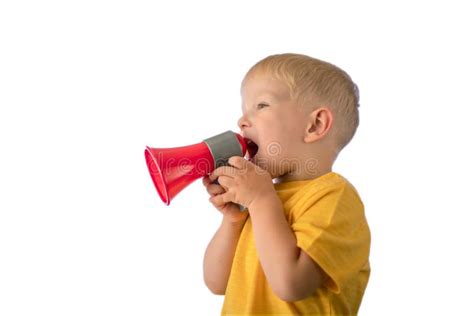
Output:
top-left (304, 107), bottom-right (333, 143)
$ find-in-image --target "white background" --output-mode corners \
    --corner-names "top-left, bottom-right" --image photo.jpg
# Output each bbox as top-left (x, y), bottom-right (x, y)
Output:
top-left (1, 1), bottom-right (473, 315)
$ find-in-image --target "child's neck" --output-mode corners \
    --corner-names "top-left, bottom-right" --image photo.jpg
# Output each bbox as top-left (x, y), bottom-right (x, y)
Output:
top-left (273, 164), bottom-right (333, 184)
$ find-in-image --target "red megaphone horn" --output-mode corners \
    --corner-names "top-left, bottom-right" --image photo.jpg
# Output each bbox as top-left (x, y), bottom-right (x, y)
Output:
top-left (145, 130), bottom-right (247, 205)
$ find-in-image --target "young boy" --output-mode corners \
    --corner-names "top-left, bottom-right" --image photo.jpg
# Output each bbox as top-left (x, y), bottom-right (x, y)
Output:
top-left (202, 53), bottom-right (370, 315)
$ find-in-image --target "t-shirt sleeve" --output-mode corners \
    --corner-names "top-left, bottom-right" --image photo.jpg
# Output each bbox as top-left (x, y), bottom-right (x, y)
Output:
top-left (291, 183), bottom-right (370, 293)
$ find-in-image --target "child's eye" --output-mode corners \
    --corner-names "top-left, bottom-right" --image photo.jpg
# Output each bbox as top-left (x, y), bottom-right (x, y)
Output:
top-left (257, 103), bottom-right (269, 110)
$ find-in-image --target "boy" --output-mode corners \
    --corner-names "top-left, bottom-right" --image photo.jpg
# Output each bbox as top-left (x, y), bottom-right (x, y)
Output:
top-left (202, 53), bottom-right (370, 315)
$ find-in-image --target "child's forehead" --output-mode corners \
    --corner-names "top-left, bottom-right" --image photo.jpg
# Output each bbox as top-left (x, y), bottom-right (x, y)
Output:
top-left (241, 72), bottom-right (291, 100)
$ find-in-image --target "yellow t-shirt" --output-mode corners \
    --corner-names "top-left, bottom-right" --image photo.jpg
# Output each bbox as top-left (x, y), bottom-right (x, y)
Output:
top-left (221, 172), bottom-right (371, 315)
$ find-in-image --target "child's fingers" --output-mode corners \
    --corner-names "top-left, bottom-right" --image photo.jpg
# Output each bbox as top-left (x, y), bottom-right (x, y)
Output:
top-left (202, 175), bottom-right (212, 187)
top-left (207, 184), bottom-right (225, 196)
top-left (209, 198), bottom-right (223, 208)
top-left (209, 192), bottom-right (232, 206)
top-left (209, 194), bottom-right (225, 208)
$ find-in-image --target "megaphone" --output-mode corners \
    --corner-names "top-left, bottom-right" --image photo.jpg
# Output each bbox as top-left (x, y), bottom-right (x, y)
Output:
top-left (145, 130), bottom-right (247, 205)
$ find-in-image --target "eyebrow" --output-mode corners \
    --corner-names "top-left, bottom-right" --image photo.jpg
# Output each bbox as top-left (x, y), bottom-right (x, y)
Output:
top-left (256, 91), bottom-right (279, 100)
top-left (256, 89), bottom-right (290, 104)
top-left (241, 92), bottom-right (285, 111)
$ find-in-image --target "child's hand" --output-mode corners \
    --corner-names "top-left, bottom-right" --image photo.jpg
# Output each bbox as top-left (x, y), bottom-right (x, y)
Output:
top-left (202, 175), bottom-right (249, 224)
top-left (208, 156), bottom-right (275, 210)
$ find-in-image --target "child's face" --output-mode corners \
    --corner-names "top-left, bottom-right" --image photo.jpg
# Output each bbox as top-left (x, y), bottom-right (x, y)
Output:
top-left (239, 72), bottom-right (308, 179)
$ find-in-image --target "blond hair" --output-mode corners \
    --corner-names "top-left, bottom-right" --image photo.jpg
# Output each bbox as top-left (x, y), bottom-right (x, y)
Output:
top-left (242, 53), bottom-right (360, 152)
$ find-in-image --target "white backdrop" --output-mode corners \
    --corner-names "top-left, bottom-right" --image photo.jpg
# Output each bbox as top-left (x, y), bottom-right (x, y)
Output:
top-left (1, 1), bottom-right (473, 315)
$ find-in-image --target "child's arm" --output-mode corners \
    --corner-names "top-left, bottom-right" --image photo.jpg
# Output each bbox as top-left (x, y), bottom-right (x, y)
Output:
top-left (208, 157), bottom-right (325, 301)
top-left (203, 216), bottom-right (246, 295)
top-left (248, 193), bottom-right (325, 302)
top-left (202, 175), bottom-right (248, 295)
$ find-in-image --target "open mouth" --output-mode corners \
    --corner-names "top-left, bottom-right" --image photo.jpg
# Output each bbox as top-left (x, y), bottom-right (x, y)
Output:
top-left (245, 138), bottom-right (259, 160)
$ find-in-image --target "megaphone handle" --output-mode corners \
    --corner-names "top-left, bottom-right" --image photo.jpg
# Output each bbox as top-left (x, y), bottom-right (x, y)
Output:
top-left (211, 179), bottom-right (247, 212)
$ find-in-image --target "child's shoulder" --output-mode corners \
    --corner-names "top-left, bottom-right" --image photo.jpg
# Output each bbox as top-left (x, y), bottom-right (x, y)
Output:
top-left (299, 171), bottom-right (350, 193)
top-left (309, 172), bottom-right (363, 205)
top-left (276, 171), bottom-right (364, 221)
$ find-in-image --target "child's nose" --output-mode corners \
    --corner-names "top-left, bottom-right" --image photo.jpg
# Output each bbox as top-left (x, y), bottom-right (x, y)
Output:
top-left (238, 115), bottom-right (251, 129)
